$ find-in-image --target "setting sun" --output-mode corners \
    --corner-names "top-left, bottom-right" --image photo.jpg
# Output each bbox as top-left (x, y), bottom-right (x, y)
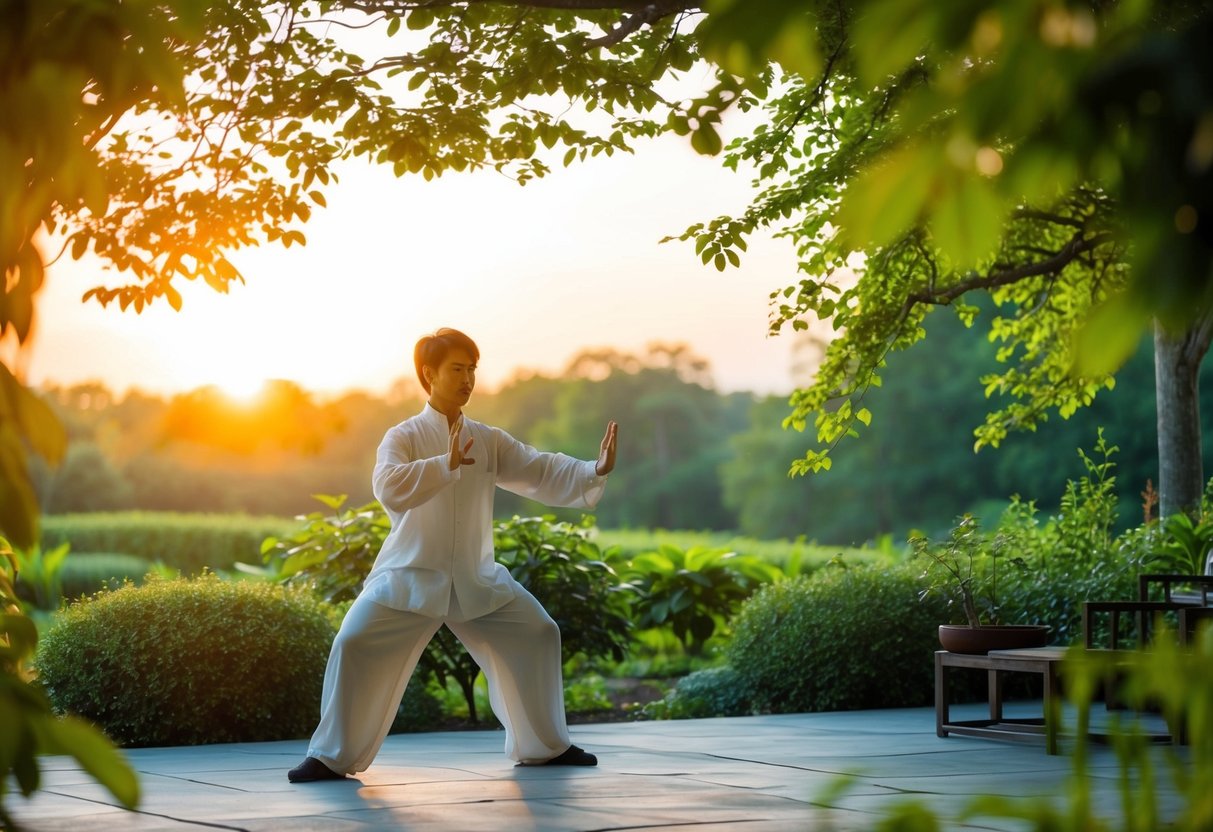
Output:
top-left (217, 376), bottom-right (269, 405)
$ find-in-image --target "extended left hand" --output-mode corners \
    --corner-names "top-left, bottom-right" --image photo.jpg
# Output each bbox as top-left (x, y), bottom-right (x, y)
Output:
top-left (596, 420), bottom-right (618, 476)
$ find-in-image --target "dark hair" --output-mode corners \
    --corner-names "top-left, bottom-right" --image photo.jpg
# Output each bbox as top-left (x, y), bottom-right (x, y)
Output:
top-left (414, 328), bottom-right (479, 393)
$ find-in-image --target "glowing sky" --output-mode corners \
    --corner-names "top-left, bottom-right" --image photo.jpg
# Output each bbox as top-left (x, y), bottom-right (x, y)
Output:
top-left (24, 124), bottom-right (807, 401)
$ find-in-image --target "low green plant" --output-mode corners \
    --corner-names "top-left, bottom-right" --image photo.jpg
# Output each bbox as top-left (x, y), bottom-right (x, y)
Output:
top-left (12, 543), bottom-right (70, 612)
top-left (1146, 512), bottom-right (1213, 576)
top-left (613, 544), bottom-right (781, 654)
top-left (728, 564), bottom-right (950, 713)
top-left (495, 514), bottom-right (634, 663)
top-left (2, 538), bottom-right (138, 830)
top-left (35, 573), bottom-right (336, 746)
top-left (563, 673), bottom-right (613, 715)
top-left (642, 665), bottom-right (751, 720)
top-left (261, 495), bottom-right (388, 602)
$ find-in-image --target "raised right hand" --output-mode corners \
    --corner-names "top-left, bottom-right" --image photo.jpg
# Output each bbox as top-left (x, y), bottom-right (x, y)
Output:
top-left (449, 416), bottom-right (475, 470)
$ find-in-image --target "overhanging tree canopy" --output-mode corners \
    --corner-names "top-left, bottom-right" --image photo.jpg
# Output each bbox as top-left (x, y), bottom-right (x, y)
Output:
top-left (2, 0), bottom-right (1210, 546)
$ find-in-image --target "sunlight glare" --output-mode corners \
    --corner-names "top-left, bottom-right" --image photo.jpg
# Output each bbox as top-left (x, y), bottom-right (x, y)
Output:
top-left (218, 374), bottom-right (268, 404)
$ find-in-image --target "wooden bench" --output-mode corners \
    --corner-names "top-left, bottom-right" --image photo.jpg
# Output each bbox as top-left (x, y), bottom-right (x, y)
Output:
top-left (935, 647), bottom-right (1068, 754)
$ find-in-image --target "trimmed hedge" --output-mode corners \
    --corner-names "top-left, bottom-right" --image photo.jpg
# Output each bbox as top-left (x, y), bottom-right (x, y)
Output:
top-left (728, 564), bottom-right (950, 713)
top-left (41, 512), bottom-right (297, 573)
top-left (59, 553), bottom-right (152, 600)
top-left (35, 574), bottom-right (335, 746)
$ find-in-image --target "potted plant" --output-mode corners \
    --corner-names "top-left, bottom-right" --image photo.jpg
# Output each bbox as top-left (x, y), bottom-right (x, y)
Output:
top-left (912, 514), bottom-right (1049, 654)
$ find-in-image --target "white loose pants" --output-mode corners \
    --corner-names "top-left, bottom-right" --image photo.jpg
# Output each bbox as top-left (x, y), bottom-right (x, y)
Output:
top-left (306, 586), bottom-right (572, 774)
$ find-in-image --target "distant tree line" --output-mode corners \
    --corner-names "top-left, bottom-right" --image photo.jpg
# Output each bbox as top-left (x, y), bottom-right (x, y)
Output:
top-left (31, 329), bottom-right (1213, 546)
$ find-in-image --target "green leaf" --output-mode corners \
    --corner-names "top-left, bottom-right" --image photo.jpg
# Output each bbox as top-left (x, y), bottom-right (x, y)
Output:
top-left (36, 716), bottom-right (139, 809)
top-left (837, 142), bottom-right (936, 249)
top-left (1072, 292), bottom-right (1149, 377)
top-left (406, 8), bottom-right (434, 30)
top-left (690, 124), bottom-right (723, 156)
top-left (851, 0), bottom-right (938, 86)
top-left (929, 175), bottom-right (1004, 268)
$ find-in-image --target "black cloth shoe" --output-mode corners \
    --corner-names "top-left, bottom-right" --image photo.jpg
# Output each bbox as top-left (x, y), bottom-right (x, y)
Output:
top-left (519, 744), bottom-right (598, 767)
top-left (288, 757), bottom-right (346, 782)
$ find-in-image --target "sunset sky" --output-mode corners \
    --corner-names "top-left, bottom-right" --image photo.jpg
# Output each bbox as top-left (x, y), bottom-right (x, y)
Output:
top-left (24, 101), bottom-right (808, 403)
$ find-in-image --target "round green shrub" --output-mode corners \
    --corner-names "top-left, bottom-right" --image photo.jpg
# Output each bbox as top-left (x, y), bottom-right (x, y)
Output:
top-left (59, 553), bottom-right (152, 600)
top-left (728, 564), bottom-right (950, 713)
top-left (35, 574), bottom-right (336, 747)
top-left (643, 665), bottom-right (752, 720)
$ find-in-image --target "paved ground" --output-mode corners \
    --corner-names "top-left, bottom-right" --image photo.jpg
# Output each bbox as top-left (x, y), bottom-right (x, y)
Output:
top-left (6, 703), bottom-right (1185, 831)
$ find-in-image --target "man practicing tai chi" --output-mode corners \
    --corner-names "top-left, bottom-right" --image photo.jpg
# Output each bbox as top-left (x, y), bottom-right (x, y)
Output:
top-left (289, 327), bottom-right (619, 782)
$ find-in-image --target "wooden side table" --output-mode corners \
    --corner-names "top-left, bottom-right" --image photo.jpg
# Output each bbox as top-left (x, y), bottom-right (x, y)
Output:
top-left (935, 647), bottom-right (1068, 754)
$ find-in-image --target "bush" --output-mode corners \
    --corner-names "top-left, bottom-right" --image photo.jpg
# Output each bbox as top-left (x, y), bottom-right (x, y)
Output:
top-left (41, 512), bottom-right (296, 574)
top-left (59, 553), bottom-right (152, 600)
top-left (389, 676), bottom-right (447, 734)
top-left (728, 564), bottom-right (949, 713)
top-left (643, 665), bottom-right (751, 720)
top-left (494, 514), bottom-right (633, 665)
top-left (612, 544), bottom-right (781, 654)
top-left (35, 574), bottom-right (336, 746)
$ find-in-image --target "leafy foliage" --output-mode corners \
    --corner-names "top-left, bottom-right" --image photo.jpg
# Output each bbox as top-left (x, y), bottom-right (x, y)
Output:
top-left (1, 537), bottom-right (138, 828)
top-left (727, 564), bottom-right (950, 713)
top-left (966, 435), bottom-right (1145, 645)
top-left (612, 544), bottom-right (781, 654)
top-left (34, 573), bottom-right (335, 746)
top-left (11, 543), bottom-right (70, 613)
top-left (1146, 512), bottom-right (1213, 576)
top-left (678, 1), bottom-right (1213, 515)
top-left (911, 515), bottom-right (1024, 627)
top-left (262, 495), bottom-right (388, 603)
top-left (642, 665), bottom-right (752, 720)
top-left (493, 515), bottom-right (633, 665)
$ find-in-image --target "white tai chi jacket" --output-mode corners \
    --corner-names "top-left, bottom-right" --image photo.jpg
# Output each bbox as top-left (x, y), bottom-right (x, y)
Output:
top-left (360, 403), bottom-right (608, 620)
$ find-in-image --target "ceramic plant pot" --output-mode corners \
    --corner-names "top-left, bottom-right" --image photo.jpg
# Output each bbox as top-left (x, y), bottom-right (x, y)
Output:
top-left (938, 624), bottom-right (1050, 654)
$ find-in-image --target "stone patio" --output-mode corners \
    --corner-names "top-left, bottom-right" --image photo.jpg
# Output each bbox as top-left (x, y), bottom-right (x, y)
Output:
top-left (5, 703), bottom-right (1186, 831)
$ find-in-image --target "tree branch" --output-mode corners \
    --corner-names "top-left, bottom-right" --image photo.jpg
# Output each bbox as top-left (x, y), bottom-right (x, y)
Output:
top-left (906, 231), bottom-right (1114, 308)
top-left (1182, 306), bottom-right (1213, 367)
top-left (583, 1), bottom-right (692, 48)
top-left (339, 0), bottom-right (699, 14)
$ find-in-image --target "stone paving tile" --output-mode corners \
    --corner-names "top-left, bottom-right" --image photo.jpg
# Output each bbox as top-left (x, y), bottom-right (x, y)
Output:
top-left (5, 707), bottom-right (1192, 831)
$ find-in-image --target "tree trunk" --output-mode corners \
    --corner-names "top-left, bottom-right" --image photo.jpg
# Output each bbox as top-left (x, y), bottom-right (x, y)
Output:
top-left (1154, 316), bottom-right (1213, 518)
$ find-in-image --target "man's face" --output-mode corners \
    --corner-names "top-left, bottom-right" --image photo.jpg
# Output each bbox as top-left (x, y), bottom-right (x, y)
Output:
top-left (427, 348), bottom-right (477, 409)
